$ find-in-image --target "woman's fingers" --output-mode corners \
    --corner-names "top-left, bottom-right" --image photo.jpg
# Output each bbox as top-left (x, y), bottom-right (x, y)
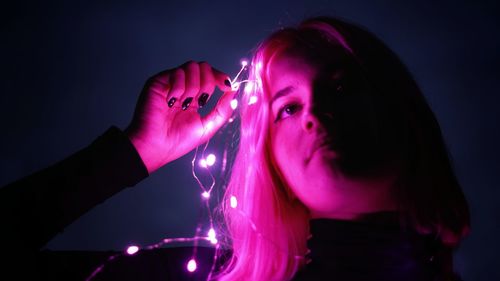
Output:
top-left (198, 62), bottom-right (216, 108)
top-left (179, 61), bottom-right (200, 110)
top-left (163, 61), bottom-right (232, 110)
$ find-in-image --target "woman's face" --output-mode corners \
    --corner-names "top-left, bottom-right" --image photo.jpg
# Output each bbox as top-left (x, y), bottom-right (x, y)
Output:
top-left (267, 48), bottom-right (397, 220)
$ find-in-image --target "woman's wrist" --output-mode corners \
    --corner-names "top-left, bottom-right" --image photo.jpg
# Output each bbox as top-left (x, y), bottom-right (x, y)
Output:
top-left (124, 127), bottom-right (163, 175)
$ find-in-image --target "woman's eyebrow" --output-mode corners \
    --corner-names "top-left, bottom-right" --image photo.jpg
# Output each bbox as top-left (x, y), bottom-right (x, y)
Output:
top-left (271, 86), bottom-right (295, 106)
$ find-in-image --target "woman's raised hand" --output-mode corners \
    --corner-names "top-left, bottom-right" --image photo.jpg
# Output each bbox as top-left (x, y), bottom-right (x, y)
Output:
top-left (125, 61), bottom-right (235, 174)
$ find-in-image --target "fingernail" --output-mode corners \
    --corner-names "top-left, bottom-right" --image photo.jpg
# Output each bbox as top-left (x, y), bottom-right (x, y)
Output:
top-left (198, 93), bottom-right (209, 108)
top-left (182, 97), bottom-right (193, 110)
top-left (224, 79), bottom-right (231, 87)
top-left (167, 97), bottom-right (177, 108)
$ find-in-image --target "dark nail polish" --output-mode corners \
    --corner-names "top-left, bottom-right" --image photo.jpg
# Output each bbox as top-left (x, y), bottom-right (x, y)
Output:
top-left (167, 97), bottom-right (177, 108)
top-left (224, 79), bottom-right (231, 87)
top-left (182, 97), bottom-right (193, 110)
top-left (198, 93), bottom-right (209, 108)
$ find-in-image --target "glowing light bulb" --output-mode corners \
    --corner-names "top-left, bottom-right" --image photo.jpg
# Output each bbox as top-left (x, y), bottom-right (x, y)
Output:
top-left (208, 228), bottom-right (216, 239)
top-left (230, 196), bottom-right (238, 208)
top-left (206, 154), bottom-right (216, 166)
top-left (199, 159), bottom-right (207, 168)
top-left (228, 117), bottom-right (234, 123)
top-left (241, 60), bottom-right (248, 67)
top-left (126, 245), bottom-right (139, 255)
top-left (248, 96), bottom-right (258, 105)
top-left (187, 259), bottom-right (197, 272)
top-left (202, 191), bottom-right (210, 198)
top-left (230, 99), bottom-right (238, 110)
top-left (244, 81), bottom-right (254, 94)
top-left (207, 228), bottom-right (217, 245)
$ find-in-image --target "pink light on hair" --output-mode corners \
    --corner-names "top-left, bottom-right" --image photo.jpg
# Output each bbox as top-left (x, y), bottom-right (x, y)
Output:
top-left (230, 195), bottom-right (238, 208)
top-left (213, 18), bottom-right (359, 281)
top-left (244, 81), bottom-right (254, 94)
top-left (248, 95), bottom-right (258, 105)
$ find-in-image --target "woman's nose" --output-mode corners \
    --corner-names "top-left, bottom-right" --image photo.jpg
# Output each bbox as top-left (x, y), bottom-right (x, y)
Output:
top-left (303, 114), bottom-right (316, 131)
top-left (302, 109), bottom-right (334, 133)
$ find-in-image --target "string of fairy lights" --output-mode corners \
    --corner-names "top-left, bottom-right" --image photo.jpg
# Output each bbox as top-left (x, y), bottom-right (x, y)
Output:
top-left (85, 60), bottom-right (254, 280)
top-left (86, 59), bottom-right (306, 280)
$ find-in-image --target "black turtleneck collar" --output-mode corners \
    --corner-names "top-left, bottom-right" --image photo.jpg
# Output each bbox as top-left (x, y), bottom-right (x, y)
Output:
top-left (292, 211), bottom-right (447, 281)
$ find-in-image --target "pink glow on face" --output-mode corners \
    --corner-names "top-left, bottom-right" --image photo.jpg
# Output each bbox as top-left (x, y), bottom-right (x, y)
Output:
top-left (230, 195), bottom-right (238, 208)
top-left (187, 259), bottom-right (197, 272)
top-left (267, 51), bottom-right (397, 220)
top-left (126, 245), bottom-right (139, 255)
top-left (268, 53), bottom-right (341, 216)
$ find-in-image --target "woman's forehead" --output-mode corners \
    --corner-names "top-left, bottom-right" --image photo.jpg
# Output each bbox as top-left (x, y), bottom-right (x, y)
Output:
top-left (267, 45), bottom-right (355, 78)
top-left (278, 42), bottom-right (353, 65)
top-left (266, 49), bottom-right (353, 89)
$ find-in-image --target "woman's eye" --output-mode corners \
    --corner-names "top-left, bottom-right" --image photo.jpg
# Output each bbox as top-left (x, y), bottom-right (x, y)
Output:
top-left (275, 103), bottom-right (302, 122)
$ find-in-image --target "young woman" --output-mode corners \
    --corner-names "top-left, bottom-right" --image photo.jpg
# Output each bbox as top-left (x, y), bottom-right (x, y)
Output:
top-left (1, 16), bottom-right (469, 280)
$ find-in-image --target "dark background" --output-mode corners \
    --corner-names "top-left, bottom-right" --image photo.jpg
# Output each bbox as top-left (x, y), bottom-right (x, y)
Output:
top-left (1, 0), bottom-right (498, 280)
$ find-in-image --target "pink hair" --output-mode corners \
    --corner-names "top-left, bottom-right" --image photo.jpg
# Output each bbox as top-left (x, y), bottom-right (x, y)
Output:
top-left (212, 16), bottom-right (470, 280)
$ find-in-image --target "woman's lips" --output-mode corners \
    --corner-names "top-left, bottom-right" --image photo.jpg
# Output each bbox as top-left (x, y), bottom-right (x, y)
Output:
top-left (306, 138), bottom-right (338, 163)
top-left (315, 138), bottom-right (335, 151)
top-left (315, 141), bottom-right (337, 155)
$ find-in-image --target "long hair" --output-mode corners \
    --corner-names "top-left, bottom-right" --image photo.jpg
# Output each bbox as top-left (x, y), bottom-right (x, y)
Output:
top-left (213, 16), bottom-right (470, 281)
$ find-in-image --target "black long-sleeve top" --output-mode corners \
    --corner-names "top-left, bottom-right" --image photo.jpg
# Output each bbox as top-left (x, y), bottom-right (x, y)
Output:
top-left (0, 126), bottom-right (462, 281)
